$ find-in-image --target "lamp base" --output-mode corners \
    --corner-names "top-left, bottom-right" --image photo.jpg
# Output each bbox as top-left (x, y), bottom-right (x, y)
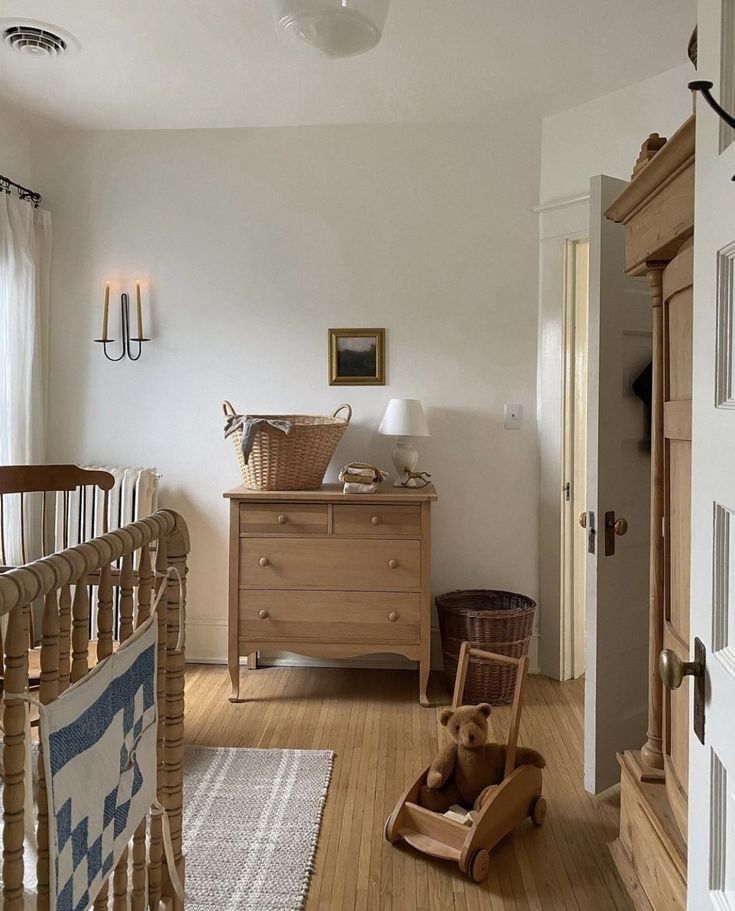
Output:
top-left (391, 440), bottom-right (420, 486)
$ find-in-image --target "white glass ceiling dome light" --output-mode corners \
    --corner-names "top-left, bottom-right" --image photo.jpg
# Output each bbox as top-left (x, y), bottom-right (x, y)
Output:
top-left (272, 0), bottom-right (390, 58)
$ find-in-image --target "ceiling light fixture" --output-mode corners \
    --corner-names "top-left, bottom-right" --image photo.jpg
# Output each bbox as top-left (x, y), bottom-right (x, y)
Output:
top-left (1, 19), bottom-right (79, 57)
top-left (272, 0), bottom-right (390, 58)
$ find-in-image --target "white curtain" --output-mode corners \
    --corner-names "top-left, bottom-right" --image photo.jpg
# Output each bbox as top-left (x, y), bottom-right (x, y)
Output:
top-left (0, 190), bottom-right (52, 563)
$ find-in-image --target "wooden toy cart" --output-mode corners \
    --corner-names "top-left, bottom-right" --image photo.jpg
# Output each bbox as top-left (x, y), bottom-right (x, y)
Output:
top-left (385, 642), bottom-right (546, 882)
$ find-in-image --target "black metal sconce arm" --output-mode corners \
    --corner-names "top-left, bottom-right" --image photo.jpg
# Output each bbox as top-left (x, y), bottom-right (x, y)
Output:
top-left (689, 80), bottom-right (735, 131)
top-left (94, 291), bottom-right (150, 362)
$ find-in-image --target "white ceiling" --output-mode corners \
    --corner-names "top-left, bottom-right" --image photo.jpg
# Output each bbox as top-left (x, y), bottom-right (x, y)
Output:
top-left (0, 1), bottom-right (697, 131)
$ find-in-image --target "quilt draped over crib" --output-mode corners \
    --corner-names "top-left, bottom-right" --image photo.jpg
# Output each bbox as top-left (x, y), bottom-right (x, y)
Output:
top-left (40, 615), bottom-right (158, 911)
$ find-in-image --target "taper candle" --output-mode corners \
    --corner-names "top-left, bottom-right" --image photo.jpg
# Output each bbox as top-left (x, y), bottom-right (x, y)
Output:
top-left (135, 280), bottom-right (144, 339)
top-left (102, 282), bottom-right (110, 341)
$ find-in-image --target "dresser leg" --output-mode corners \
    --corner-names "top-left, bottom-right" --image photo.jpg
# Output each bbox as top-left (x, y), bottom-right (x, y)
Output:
top-left (419, 658), bottom-right (430, 706)
top-left (228, 660), bottom-right (241, 703)
top-left (248, 651), bottom-right (258, 671)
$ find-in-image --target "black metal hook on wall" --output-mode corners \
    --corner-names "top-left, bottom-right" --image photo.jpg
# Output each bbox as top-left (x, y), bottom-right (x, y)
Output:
top-left (689, 80), bottom-right (735, 181)
top-left (689, 80), bottom-right (735, 130)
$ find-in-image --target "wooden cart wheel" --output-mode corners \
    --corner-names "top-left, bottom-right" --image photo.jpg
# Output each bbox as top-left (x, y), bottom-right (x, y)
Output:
top-left (531, 796), bottom-right (547, 826)
top-left (469, 848), bottom-right (490, 883)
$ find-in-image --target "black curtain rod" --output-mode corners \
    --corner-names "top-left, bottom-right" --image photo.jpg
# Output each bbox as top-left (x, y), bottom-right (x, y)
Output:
top-left (0, 173), bottom-right (42, 207)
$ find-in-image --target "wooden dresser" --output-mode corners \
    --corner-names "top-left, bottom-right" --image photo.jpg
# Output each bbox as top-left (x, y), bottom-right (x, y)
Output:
top-left (224, 483), bottom-right (437, 705)
top-left (605, 117), bottom-right (694, 910)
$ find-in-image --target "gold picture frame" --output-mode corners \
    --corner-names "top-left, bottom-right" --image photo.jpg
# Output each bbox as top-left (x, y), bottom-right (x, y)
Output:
top-left (329, 328), bottom-right (386, 385)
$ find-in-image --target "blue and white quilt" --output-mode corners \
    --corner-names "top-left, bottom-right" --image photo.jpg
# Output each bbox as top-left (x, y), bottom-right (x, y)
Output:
top-left (39, 615), bottom-right (158, 911)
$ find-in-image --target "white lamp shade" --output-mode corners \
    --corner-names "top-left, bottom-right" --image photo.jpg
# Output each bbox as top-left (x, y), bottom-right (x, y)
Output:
top-left (272, 0), bottom-right (390, 58)
top-left (378, 398), bottom-right (430, 437)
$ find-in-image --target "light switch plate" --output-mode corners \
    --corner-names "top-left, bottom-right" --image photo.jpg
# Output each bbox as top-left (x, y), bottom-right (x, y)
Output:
top-left (504, 403), bottom-right (523, 430)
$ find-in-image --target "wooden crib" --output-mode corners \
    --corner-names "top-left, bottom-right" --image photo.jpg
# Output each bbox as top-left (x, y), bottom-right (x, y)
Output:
top-left (0, 479), bottom-right (189, 910)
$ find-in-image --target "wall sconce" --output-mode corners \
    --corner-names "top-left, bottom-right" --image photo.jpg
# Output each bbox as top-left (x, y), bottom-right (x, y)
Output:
top-left (95, 280), bottom-right (151, 361)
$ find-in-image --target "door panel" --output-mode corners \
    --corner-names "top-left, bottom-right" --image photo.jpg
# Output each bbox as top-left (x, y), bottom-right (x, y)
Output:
top-left (584, 175), bottom-right (652, 793)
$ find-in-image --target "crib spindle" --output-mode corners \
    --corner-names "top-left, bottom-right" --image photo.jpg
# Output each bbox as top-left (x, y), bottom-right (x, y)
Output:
top-left (58, 583), bottom-right (72, 692)
top-left (93, 554), bottom-right (115, 911)
top-left (112, 547), bottom-right (135, 911)
top-left (148, 536), bottom-right (169, 910)
top-left (97, 561), bottom-right (114, 662)
top-left (163, 542), bottom-right (186, 906)
top-left (119, 551), bottom-right (134, 642)
top-left (37, 589), bottom-right (61, 910)
top-left (136, 544), bottom-right (153, 627)
top-left (70, 581), bottom-right (90, 684)
top-left (130, 544), bottom-right (153, 910)
top-left (2, 605), bottom-right (30, 911)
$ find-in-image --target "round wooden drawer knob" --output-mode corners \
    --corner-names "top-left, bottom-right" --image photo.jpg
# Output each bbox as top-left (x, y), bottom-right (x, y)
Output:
top-left (388, 611), bottom-right (398, 622)
top-left (277, 514), bottom-right (288, 524)
top-left (371, 515), bottom-right (381, 526)
top-left (258, 609), bottom-right (269, 619)
top-left (388, 559), bottom-right (398, 569)
top-left (259, 557), bottom-right (270, 567)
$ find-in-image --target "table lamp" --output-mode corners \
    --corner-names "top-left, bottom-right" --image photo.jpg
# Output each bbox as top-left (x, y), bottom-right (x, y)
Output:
top-left (378, 398), bottom-right (430, 486)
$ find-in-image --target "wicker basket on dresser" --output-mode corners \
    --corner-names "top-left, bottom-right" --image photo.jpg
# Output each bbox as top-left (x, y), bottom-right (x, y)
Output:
top-left (224, 483), bottom-right (437, 705)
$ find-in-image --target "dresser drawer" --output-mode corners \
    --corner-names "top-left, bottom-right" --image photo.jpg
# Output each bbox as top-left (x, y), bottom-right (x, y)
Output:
top-left (239, 591), bottom-right (420, 643)
top-left (332, 504), bottom-right (420, 536)
top-left (239, 503), bottom-right (328, 535)
top-left (239, 538), bottom-right (421, 590)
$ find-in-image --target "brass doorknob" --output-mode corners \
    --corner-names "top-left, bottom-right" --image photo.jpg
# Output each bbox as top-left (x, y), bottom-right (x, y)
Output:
top-left (388, 559), bottom-right (398, 569)
top-left (659, 649), bottom-right (703, 689)
top-left (388, 611), bottom-right (398, 622)
top-left (579, 512), bottom-right (587, 528)
top-left (258, 609), bottom-right (269, 619)
top-left (371, 515), bottom-right (381, 526)
top-left (259, 557), bottom-right (269, 567)
top-left (614, 517), bottom-right (629, 536)
top-left (277, 514), bottom-right (288, 524)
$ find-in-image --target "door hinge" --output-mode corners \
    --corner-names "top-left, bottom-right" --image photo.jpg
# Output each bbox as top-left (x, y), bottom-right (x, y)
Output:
top-left (563, 482), bottom-right (571, 502)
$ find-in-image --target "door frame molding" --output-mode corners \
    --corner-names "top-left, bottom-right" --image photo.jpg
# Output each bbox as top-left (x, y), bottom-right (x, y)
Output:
top-left (536, 196), bottom-right (589, 680)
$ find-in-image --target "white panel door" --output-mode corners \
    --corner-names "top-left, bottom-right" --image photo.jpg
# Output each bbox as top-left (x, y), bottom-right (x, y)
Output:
top-left (584, 175), bottom-right (652, 793)
top-left (688, 1), bottom-right (735, 906)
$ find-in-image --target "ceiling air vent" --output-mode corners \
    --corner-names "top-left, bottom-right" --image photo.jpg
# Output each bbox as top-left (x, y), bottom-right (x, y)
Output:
top-left (1, 21), bottom-right (79, 57)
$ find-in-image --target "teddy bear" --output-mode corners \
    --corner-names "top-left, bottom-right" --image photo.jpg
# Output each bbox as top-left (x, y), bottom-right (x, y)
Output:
top-left (418, 703), bottom-right (545, 813)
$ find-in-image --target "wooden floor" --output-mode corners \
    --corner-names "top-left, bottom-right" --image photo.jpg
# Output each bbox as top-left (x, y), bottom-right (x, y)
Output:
top-left (185, 664), bottom-right (633, 911)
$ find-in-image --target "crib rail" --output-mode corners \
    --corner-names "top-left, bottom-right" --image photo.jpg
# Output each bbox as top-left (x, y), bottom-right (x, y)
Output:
top-left (0, 508), bottom-right (189, 911)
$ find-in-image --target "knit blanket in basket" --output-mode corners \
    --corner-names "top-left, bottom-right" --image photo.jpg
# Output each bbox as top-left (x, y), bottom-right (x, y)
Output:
top-left (223, 414), bottom-right (292, 464)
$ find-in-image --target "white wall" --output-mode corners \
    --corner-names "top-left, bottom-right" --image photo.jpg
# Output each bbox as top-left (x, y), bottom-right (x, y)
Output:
top-left (536, 64), bottom-right (694, 677)
top-left (0, 103), bottom-right (33, 187)
top-left (540, 64), bottom-right (693, 205)
top-left (31, 121), bottom-right (542, 663)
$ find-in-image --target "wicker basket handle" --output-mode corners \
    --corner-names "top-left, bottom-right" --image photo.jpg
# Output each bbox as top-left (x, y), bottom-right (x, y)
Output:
top-left (222, 400), bottom-right (237, 417)
top-left (332, 404), bottom-right (352, 423)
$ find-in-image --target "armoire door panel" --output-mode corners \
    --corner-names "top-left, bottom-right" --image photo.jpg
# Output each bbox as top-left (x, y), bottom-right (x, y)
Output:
top-left (665, 288), bottom-right (693, 401)
top-left (666, 440), bottom-right (691, 642)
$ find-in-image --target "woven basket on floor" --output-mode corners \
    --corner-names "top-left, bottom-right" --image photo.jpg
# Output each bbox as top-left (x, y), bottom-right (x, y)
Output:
top-left (223, 400), bottom-right (351, 491)
top-left (437, 589), bottom-right (536, 705)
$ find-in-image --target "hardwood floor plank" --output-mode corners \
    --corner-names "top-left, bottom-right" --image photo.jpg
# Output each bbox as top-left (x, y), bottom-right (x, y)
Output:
top-left (184, 665), bottom-right (632, 911)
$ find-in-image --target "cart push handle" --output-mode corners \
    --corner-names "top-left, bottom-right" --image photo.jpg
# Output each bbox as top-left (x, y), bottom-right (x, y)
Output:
top-left (451, 640), bottom-right (529, 780)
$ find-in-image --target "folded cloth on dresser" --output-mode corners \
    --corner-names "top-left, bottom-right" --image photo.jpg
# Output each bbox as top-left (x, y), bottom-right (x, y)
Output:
top-left (342, 482), bottom-right (379, 494)
top-left (338, 463), bottom-right (389, 484)
top-left (224, 414), bottom-right (293, 464)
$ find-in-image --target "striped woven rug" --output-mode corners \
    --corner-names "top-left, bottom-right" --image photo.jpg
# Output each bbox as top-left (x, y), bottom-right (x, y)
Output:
top-left (183, 746), bottom-right (334, 911)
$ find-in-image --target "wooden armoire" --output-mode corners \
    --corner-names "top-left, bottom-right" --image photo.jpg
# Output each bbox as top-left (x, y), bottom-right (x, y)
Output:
top-left (605, 115), bottom-right (695, 910)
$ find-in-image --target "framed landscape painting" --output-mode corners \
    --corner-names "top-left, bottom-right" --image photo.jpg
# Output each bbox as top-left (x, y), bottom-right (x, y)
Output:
top-left (329, 328), bottom-right (385, 385)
